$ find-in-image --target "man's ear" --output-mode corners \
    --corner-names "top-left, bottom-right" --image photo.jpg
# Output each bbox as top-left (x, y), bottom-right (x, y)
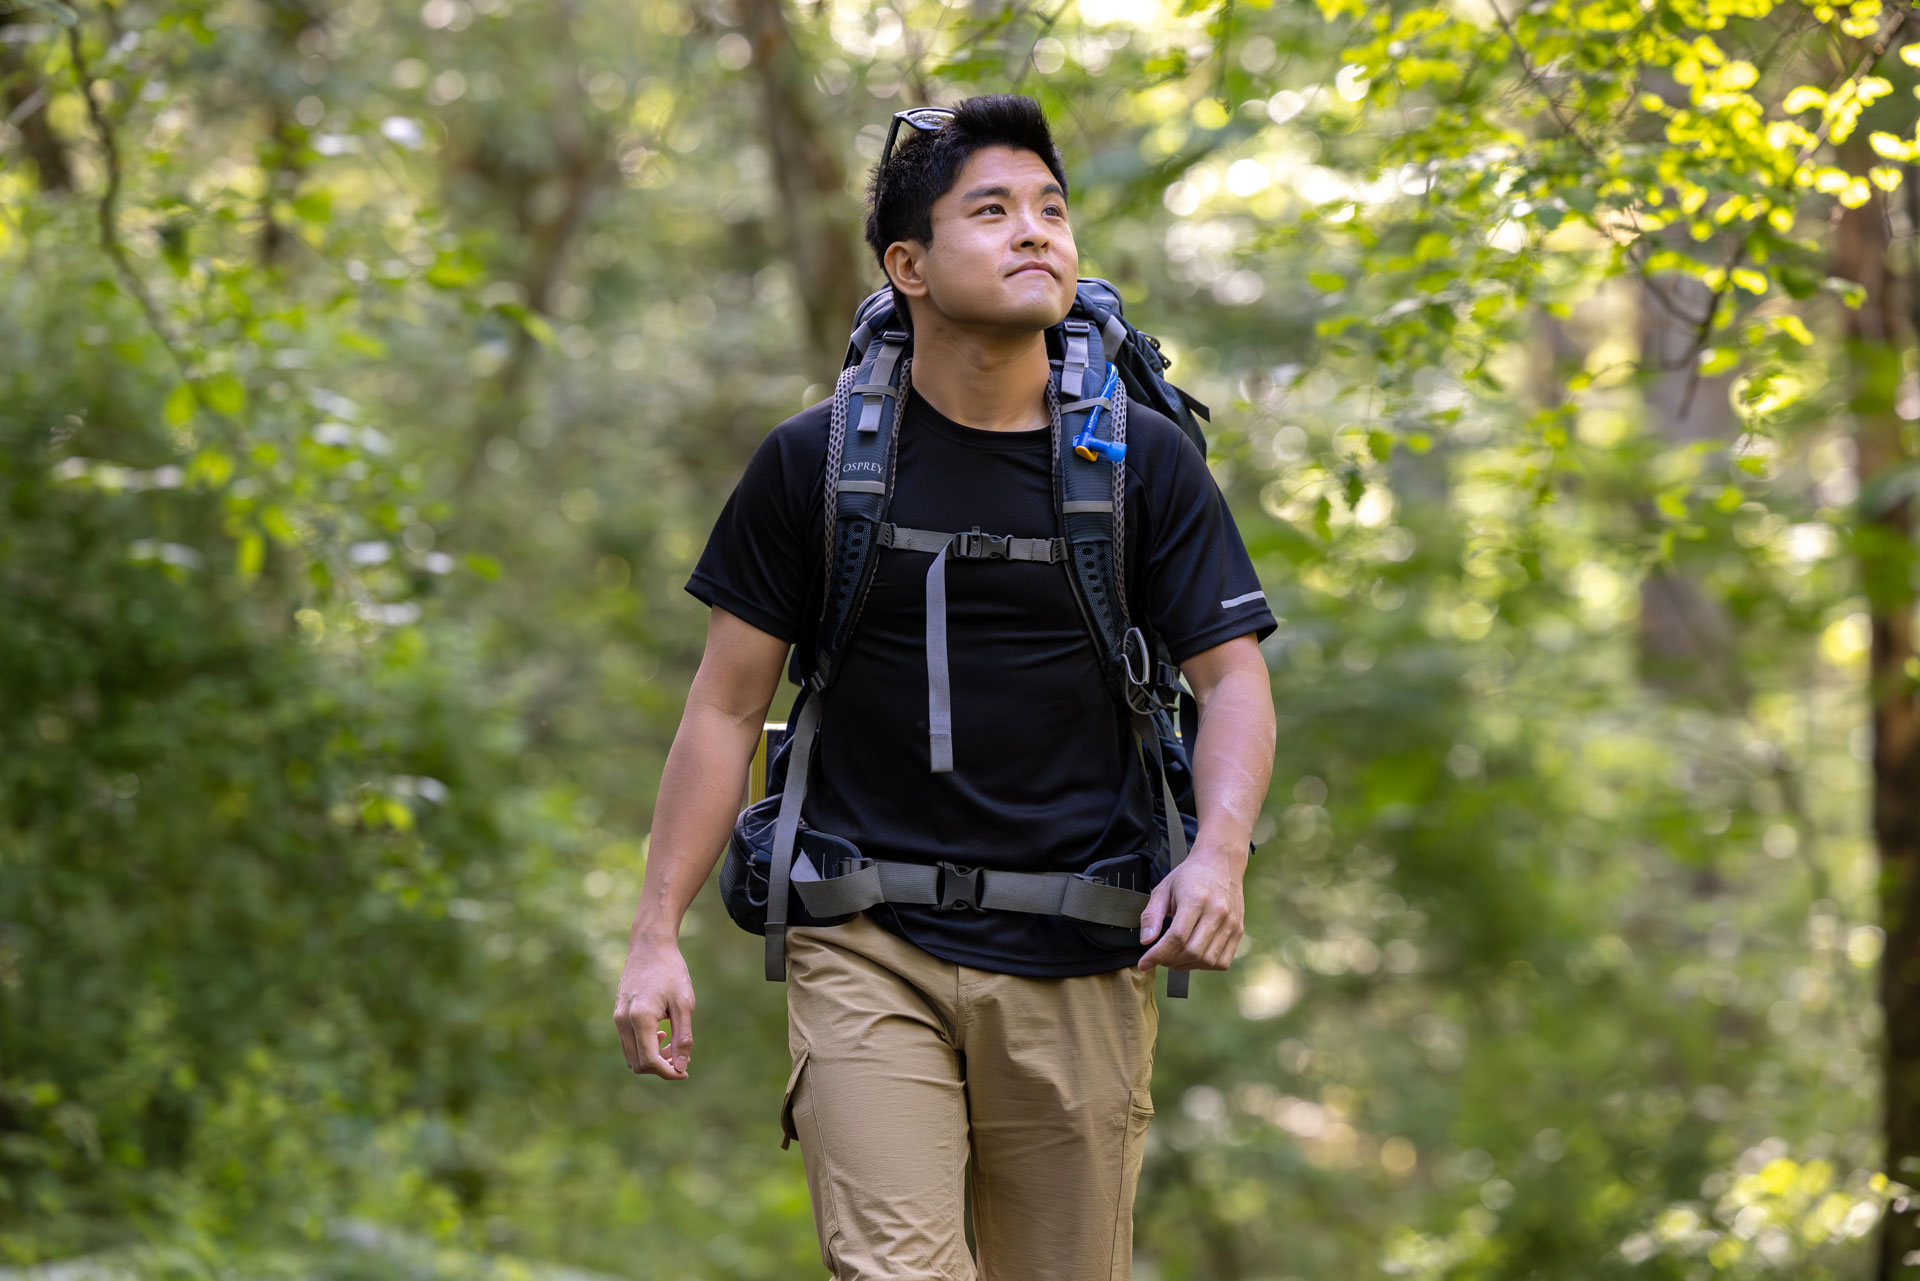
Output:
top-left (884, 241), bottom-right (930, 300)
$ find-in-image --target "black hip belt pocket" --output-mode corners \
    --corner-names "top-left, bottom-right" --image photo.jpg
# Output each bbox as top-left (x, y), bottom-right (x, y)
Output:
top-left (720, 793), bottom-right (867, 936)
top-left (1074, 851), bottom-right (1159, 951)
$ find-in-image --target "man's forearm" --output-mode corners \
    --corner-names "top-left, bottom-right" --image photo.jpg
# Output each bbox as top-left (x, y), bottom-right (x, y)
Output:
top-left (1186, 661), bottom-right (1276, 877)
top-left (629, 699), bottom-right (766, 945)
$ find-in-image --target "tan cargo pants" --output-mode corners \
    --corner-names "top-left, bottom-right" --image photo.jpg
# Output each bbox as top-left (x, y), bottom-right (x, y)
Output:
top-left (780, 911), bottom-right (1159, 1281)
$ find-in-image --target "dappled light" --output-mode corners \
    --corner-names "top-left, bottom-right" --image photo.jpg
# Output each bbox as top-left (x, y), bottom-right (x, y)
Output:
top-left (4, 0), bottom-right (1918, 1277)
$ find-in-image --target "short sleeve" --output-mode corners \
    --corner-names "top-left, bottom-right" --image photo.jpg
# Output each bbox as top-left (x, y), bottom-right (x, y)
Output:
top-left (1136, 418), bottom-right (1278, 663)
top-left (684, 405), bottom-right (829, 643)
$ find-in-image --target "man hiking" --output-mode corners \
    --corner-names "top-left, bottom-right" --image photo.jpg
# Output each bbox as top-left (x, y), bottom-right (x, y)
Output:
top-left (614, 93), bottom-right (1277, 1280)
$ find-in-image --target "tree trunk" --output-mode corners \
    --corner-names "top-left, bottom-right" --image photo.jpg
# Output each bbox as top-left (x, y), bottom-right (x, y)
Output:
top-left (1836, 151), bottom-right (1920, 1281)
top-left (0, 14), bottom-right (73, 193)
top-left (741, 0), bottom-right (866, 376)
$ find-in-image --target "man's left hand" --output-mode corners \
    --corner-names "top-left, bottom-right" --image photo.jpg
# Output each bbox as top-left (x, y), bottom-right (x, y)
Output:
top-left (1136, 847), bottom-right (1245, 973)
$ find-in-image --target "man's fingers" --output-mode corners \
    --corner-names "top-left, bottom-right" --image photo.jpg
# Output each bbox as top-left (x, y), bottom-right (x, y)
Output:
top-left (621, 1000), bottom-right (682, 1079)
top-left (615, 1006), bottom-right (644, 1072)
top-left (1186, 912), bottom-right (1228, 970)
top-left (666, 993), bottom-right (694, 1074)
top-left (1138, 882), bottom-right (1172, 944)
top-left (1140, 900), bottom-right (1200, 970)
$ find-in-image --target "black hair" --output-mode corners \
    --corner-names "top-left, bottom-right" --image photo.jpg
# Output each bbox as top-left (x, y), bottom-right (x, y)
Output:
top-left (863, 94), bottom-right (1069, 325)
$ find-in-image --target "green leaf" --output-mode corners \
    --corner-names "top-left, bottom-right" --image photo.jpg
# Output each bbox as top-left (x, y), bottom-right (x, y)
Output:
top-left (494, 301), bottom-right (557, 350)
top-left (426, 247), bottom-right (486, 289)
top-left (292, 188), bottom-right (333, 225)
top-left (236, 531), bottom-right (265, 580)
top-left (164, 383), bottom-right (197, 428)
top-left (1777, 265), bottom-right (1818, 299)
top-left (1782, 85), bottom-right (1827, 113)
top-left (1772, 314), bottom-right (1814, 345)
top-left (1826, 276), bottom-right (1868, 310)
top-left (339, 329), bottom-right (389, 358)
top-left (260, 505), bottom-right (297, 544)
top-left (201, 373), bottom-right (246, 416)
top-left (1308, 271), bottom-right (1347, 292)
top-left (189, 449), bottom-right (234, 488)
top-left (464, 553), bottom-right (502, 580)
top-left (1367, 428), bottom-right (1393, 462)
top-left (1698, 347), bottom-right (1738, 376)
top-left (1414, 231), bottom-right (1451, 261)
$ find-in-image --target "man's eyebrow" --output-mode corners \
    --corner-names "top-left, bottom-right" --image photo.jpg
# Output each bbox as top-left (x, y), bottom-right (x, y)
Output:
top-left (960, 182), bottom-right (1068, 202)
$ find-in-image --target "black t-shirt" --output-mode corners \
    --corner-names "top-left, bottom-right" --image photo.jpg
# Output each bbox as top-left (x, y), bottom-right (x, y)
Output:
top-left (687, 388), bottom-right (1277, 976)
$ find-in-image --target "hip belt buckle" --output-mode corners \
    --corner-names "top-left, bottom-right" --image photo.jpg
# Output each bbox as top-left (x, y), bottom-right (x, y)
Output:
top-left (934, 862), bottom-right (984, 912)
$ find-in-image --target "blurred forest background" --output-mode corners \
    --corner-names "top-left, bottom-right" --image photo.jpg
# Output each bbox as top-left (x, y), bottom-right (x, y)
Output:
top-left (5, 0), bottom-right (1920, 1276)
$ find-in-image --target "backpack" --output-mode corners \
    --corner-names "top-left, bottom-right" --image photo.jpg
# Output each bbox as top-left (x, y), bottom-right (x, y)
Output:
top-left (718, 279), bottom-right (1217, 998)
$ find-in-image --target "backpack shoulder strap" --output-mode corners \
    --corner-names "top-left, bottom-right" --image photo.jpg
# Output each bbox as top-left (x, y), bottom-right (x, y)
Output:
top-left (1053, 317), bottom-right (1131, 697)
top-left (1052, 311), bottom-right (1200, 999)
top-left (811, 321), bottom-right (909, 691)
top-left (764, 309), bottom-right (906, 983)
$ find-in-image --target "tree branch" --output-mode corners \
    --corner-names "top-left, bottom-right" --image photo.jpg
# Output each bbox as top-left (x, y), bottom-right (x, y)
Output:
top-left (65, 17), bottom-right (190, 380)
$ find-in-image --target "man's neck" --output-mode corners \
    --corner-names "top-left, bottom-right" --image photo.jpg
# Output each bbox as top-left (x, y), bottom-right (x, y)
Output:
top-left (906, 316), bottom-right (1052, 433)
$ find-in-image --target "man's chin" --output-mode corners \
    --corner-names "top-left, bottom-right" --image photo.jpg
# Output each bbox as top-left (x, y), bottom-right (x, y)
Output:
top-left (957, 292), bottom-right (1075, 335)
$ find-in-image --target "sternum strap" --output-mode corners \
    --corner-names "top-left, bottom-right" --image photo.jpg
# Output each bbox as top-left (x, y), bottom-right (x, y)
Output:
top-left (877, 523), bottom-right (1066, 774)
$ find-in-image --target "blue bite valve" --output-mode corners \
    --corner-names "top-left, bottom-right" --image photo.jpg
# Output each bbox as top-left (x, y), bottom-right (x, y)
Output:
top-left (1072, 433), bottom-right (1127, 463)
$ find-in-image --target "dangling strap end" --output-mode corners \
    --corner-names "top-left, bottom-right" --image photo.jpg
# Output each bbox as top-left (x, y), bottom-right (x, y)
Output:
top-left (1167, 969), bottom-right (1190, 999)
top-left (930, 734), bottom-right (954, 773)
top-left (764, 925), bottom-right (787, 982)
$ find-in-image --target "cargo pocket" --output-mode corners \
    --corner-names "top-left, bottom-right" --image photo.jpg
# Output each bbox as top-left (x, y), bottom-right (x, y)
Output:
top-left (779, 1045), bottom-right (810, 1150)
top-left (1124, 1086), bottom-right (1155, 1169)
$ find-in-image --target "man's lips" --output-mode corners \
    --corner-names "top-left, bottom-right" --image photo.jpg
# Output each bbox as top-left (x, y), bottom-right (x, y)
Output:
top-left (1008, 263), bottom-right (1057, 278)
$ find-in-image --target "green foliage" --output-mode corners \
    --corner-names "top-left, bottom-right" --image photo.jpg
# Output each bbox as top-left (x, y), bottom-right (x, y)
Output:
top-left (0, 0), bottom-right (1899, 1276)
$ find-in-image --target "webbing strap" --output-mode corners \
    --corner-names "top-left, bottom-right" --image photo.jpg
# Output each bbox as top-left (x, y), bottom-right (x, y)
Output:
top-left (926, 545), bottom-right (954, 771)
top-left (880, 524), bottom-right (1066, 772)
top-left (1060, 396), bottom-right (1113, 416)
top-left (1061, 320), bottom-right (1093, 398)
top-left (859, 338), bottom-right (906, 433)
top-left (790, 857), bottom-right (1149, 929)
top-left (879, 524), bottom-right (1065, 562)
top-left (1135, 710), bottom-right (1191, 999)
top-left (1101, 314), bottom-right (1130, 361)
top-left (765, 693), bottom-right (823, 981)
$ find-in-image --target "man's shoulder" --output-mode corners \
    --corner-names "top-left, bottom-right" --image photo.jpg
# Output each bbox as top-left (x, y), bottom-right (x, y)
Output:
top-left (1123, 399), bottom-right (1204, 466)
top-left (756, 397), bottom-right (836, 468)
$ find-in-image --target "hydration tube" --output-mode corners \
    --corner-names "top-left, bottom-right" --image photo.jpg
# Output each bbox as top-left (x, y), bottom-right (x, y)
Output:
top-left (1072, 363), bottom-right (1126, 464)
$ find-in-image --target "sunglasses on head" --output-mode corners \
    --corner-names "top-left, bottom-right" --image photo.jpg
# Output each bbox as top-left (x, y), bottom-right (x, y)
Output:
top-left (880, 106), bottom-right (956, 169)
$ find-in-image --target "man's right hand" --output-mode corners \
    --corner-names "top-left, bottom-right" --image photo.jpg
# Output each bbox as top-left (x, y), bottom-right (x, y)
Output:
top-left (614, 938), bottom-right (695, 1080)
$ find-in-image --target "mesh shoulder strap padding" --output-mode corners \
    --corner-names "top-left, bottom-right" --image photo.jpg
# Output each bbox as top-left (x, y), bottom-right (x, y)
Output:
top-left (814, 329), bottom-right (908, 689)
top-left (1053, 318), bottom-right (1129, 688)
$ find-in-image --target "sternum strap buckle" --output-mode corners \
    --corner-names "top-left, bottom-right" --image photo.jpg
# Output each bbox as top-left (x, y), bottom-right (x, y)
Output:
top-left (952, 527), bottom-right (1011, 560)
